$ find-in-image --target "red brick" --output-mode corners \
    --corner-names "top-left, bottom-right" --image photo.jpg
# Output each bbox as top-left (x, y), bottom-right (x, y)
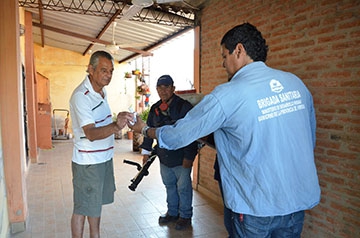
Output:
top-left (331, 184), bottom-right (360, 198)
top-left (327, 150), bottom-right (357, 160)
top-left (201, 1), bottom-right (359, 237)
top-left (338, 19), bottom-right (360, 30)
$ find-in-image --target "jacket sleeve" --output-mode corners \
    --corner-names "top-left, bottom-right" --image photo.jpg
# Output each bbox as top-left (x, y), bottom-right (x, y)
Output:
top-left (180, 99), bottom-right (199, 161)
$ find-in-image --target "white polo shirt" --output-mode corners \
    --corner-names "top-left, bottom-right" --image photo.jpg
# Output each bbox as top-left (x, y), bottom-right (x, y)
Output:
top-left (69, 76), bottom-right (114, 165)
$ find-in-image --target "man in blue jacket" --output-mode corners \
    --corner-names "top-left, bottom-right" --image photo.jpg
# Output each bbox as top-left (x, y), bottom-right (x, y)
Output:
top-left (140, 75), bottom-right (199, 230)
top-left (130, 23), bottom-right (321, 237)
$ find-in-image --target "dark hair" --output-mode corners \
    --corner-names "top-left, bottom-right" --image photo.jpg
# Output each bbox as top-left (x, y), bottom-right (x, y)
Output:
top-left (89, 51), bottom-right (114, 70)
top-left (220, 23), bottom-right (268, 62)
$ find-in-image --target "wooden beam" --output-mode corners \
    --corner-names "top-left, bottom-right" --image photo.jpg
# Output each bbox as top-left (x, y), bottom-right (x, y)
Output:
top-left (32, 22), bottom-right (153, 56)
top-left (82, 8), bottom-right (122, 56)
top-left (119, 26), bottom-right (192, 63)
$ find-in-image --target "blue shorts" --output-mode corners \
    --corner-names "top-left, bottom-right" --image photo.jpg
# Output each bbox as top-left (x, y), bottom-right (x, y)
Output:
top-left (72, 159), bottom-right (115, 217)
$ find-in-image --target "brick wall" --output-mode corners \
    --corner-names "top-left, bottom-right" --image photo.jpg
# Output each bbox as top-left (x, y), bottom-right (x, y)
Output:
top-left (198, 0), bottom-right (360, 237)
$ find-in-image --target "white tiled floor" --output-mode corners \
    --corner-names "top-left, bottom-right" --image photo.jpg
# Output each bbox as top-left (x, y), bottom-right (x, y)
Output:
top-left (11, 139), bottom-right (227, 238)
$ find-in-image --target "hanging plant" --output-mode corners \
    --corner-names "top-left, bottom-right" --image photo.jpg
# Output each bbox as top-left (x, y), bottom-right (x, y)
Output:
top-left (137, 83), bottom-right (149, 96)
top-left (132, 69), bottom-right (141, 75)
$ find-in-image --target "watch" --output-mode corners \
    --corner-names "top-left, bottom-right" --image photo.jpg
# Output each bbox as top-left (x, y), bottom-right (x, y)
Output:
top-left (141, 126), bottom-right (150, 137)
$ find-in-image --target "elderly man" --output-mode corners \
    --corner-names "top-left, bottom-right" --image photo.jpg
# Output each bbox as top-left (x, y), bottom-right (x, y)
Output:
top-left (69, 51), bottom-right (133, 238)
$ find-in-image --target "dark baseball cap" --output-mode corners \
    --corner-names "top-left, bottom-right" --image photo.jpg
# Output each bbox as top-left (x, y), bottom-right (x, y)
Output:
top-left (156, 75), bottom-right (174, 86)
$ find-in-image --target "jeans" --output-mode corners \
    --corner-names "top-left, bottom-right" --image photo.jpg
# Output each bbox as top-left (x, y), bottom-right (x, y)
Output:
top-left (218, 178), bottom-right (234, 237)
top-left (160, 163), bottom-right (193, 219)
top-left (232, 210), bottom-right (305, 238)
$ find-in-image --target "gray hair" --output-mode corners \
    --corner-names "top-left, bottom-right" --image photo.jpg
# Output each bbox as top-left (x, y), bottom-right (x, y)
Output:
top-left (87, 51), bottom-right (114, 72)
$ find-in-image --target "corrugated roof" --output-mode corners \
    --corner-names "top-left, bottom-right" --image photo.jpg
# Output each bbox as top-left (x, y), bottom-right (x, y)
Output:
top-left (19, 0), bottom-right (209, 62)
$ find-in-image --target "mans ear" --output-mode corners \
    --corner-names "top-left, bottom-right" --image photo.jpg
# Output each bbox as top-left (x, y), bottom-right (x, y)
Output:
top-left (87, 65), bottom-right (94, 74)
top-left (235, 43), bottom-right (245, 57)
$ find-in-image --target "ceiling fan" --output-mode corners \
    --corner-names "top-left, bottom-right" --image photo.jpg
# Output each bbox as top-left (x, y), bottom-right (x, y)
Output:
top-left (102, 0), bottom-right (183, 56)
top-left (104, 21), bottom-right (148, 55)
top-left (105, 21), bottom-right (122, 54)
top-left (122, 0), bottom-right (183, 20)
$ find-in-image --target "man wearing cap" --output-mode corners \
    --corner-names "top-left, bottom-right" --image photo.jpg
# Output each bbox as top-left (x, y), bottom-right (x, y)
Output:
top-left (139, 75), bottom-right (199, 230)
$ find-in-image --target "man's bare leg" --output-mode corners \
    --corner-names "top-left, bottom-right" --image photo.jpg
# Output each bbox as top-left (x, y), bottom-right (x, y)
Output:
top-left (88, 216), bottom-right (101, 238)
top-left (71, 213), bottom-right (85, 238)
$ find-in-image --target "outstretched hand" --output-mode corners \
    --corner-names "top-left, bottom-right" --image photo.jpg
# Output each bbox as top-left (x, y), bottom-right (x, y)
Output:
top-left (116, 112), bottom-right (134, 129)
top-left (128, 115), bottom-right (147, 133)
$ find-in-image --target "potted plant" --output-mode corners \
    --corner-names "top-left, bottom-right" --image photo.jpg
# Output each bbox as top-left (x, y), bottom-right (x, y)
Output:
top-left (127, 129), bottom-right (133, 140)
top-left (139, 107), bottom-right (150, 121)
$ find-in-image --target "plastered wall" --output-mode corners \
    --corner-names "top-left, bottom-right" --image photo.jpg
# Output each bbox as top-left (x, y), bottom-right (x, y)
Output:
top-left (34, 44), bottom-right (137, 135)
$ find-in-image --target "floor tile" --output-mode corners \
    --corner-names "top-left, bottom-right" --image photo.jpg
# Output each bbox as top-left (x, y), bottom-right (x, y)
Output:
top-left (10, 139), bottom-right (228, 238)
